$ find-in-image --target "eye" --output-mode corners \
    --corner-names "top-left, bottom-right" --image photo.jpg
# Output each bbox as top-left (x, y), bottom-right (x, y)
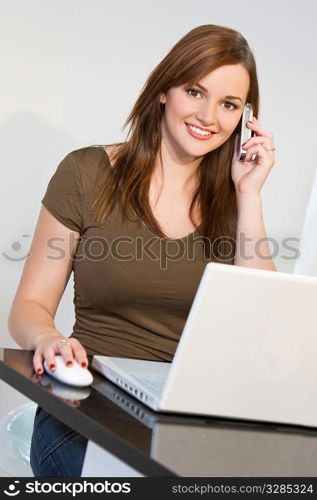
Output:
top-left (186, 88), bottom-right (203, 99)
top-left (222, 101), bottom-right (239, 111)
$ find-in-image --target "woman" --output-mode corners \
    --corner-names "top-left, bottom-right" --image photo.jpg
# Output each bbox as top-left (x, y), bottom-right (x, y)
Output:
top-left (8, 24), bottom-right (276, 476)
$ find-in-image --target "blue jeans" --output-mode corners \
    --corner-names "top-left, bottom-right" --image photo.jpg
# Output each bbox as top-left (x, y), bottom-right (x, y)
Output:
top-left (30, 407), bottom-right (88, 477)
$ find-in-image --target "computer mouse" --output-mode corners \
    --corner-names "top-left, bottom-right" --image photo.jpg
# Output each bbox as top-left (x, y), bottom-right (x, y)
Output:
top-left (43, 355), bottom-right (93, 387)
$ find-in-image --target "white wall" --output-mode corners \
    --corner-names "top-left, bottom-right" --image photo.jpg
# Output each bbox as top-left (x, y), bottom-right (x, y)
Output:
top-left (294, 170), bottom-right (317, 276)
top-left (1, 0), bottom-right (317, 348)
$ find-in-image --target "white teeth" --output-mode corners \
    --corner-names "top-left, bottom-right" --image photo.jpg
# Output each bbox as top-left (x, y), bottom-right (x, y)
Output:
top-left (187, 124), bottom-right (212, 136)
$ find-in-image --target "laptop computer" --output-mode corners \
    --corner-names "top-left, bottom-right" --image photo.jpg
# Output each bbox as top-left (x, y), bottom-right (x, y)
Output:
top-left (92, 262), bottom-right (317, 427)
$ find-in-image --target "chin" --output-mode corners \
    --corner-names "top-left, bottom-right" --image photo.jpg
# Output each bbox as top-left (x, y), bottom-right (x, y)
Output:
top-left (182, 142), bottom-right (213, 157)
top-left (180, 133), bottom-right (218, 155)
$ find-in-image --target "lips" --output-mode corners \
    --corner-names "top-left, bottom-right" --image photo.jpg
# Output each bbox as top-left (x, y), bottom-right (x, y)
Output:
top-left (185, 122), bottom-right (215, 140)
top-left (185, 122), bottom-right (216, 133)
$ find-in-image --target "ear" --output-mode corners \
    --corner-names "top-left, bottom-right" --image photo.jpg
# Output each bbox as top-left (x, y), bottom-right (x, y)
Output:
top-left (160, 92), bottom-right (166, 105)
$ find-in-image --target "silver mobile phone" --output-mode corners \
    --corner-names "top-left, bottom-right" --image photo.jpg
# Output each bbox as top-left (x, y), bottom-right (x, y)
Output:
top-left (237, 102), bottom-right (254, 162)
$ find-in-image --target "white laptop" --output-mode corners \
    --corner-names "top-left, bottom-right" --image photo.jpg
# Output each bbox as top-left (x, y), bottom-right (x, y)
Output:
top-left (92, 262), bottom-right (317, 428)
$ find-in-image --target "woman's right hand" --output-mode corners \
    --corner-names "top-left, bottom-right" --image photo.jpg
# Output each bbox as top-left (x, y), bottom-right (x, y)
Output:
top-left (33, 333), bottom-right (89, 374)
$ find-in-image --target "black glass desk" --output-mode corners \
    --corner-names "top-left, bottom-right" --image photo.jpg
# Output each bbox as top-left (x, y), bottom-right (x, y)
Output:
top-left (1, 348), bottom-right (317, 476)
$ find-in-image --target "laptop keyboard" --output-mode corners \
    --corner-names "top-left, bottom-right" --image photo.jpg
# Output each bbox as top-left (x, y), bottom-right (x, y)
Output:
top-left (132, 374), bottom-right (167, 398)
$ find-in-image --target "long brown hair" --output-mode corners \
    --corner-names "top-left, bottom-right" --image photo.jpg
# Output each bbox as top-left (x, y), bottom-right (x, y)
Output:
top-left (92, 24), bottom-right (259, 263)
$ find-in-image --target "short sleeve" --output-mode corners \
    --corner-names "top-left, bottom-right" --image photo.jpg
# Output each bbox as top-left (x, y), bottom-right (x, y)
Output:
top-left (41, 152), bottom-right (83, 233)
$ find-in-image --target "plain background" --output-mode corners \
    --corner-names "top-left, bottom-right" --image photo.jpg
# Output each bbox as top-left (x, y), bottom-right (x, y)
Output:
top-left (1, 1), bottom-right (317, 444)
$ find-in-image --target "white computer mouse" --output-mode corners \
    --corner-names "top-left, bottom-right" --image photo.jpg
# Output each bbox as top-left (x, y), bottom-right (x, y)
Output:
top-left (43, 355), bottom-right (93, 387)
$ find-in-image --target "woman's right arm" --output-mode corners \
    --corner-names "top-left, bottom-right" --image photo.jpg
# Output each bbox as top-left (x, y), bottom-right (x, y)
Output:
top-left (7, 205), bottom-right (88, 373)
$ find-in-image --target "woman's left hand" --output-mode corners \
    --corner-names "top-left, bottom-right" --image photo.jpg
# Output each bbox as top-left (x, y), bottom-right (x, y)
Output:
top-left (231, 116), bottom-right (275, 197)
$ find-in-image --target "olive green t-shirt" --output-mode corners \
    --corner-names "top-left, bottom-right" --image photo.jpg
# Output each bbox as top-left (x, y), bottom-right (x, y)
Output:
top-left (41, 146), bottom-right (215, 361)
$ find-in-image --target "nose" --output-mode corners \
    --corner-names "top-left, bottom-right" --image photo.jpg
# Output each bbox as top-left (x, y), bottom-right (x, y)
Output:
top-left (196, 99), bottom-right (219, 129)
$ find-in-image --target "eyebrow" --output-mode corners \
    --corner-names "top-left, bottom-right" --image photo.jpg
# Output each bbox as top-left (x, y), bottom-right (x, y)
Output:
top-left (194, 83), bottom-right (243, 103)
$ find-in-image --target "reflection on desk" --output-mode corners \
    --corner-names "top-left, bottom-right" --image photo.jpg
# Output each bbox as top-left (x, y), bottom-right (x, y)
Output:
top-left (94, 374), bottom-right (317, 476)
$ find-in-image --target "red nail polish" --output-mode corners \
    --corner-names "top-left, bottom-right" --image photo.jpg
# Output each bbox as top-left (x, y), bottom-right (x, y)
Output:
top-left (49, 364), bottom-right (55, 370)
top-left (37, 368), bottom-right (42, 374)
top-left (81, 362), bottom-right (87, 368)
top-left (67, 361), bottom-right (73, 367)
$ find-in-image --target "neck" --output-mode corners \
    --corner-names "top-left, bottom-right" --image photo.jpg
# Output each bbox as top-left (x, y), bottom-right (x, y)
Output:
top-left (153, 136), bottom-right (202, 197)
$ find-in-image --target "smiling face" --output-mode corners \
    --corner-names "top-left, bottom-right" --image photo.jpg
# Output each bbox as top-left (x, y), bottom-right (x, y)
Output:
top-left (160, 64), bottom-right (250, 162)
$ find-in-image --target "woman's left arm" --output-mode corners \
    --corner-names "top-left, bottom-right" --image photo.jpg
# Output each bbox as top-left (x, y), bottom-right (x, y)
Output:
top-left (231, 117), bottom-right (277, 271)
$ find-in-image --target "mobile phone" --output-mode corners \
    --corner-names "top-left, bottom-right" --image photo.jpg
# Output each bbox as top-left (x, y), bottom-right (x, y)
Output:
top-left (237, 102), bottom-right (254, 162)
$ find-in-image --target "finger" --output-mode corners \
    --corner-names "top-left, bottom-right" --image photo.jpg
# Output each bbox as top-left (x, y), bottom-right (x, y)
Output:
top-left (33, 351), bottom-right (45, 374)
top-left (56, 339), bottom-right (75, 367)
top-left (42, 346), bottom-right (60, 372)
top-left (244, 144), bottom-right (263, 162)
top-left (242, 136), bottom-right (272, 150)
top-left (70, 339), bottom-right (89, 368)
top-left (247, 117), bottom-right (271, 138)
top-left (244, 144), bottom-right (260, 162)
top-left (253, 117), bottom-right (274, 141)
top-left (245, 144), bottom-right (268, 162)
